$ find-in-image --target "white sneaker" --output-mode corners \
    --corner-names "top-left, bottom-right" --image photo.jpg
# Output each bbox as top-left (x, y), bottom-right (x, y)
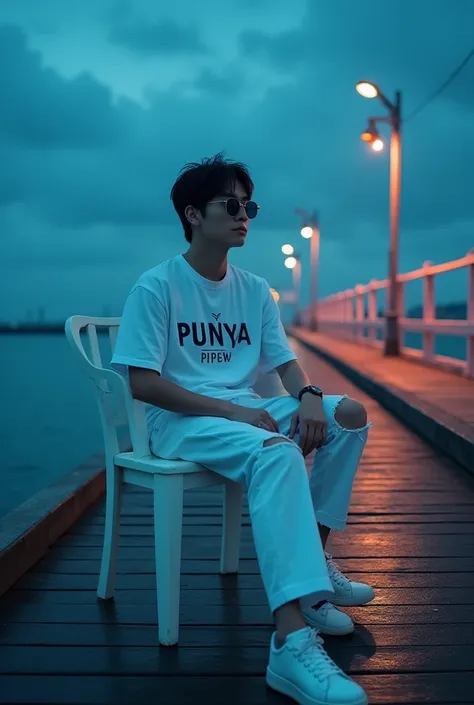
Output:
top-left (302, 601), bottom-right (354, 636)
top-left (267, 626), bottom-right (368, 705)
top-left (326, 552), bottom-right (375, 607)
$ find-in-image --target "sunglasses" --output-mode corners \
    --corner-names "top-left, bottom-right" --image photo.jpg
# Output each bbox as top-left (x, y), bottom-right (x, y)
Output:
top-left (209, 197), bottom-right (259, 220)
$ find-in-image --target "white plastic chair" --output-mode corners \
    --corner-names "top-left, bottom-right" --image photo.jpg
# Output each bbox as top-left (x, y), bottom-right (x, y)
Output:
top-left (64, 315), bottom-right (244, 646)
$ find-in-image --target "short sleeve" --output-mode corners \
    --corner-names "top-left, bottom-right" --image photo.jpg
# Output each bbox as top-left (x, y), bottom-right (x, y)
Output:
top-left (259, 282), bottom-right (297, 373)
top-left (110, 284), bottom-right (168, 376)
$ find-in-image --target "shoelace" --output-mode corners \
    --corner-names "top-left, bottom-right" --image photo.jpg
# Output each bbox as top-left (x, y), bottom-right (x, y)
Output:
top-left (325, 552), bottom-right (350, 588)
top-left (288, 629), bottom-right (344, 680)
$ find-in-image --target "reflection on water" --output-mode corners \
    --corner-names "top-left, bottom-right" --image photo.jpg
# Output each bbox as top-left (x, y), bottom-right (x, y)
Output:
top-left (403, 332), bottom-right (466, 361)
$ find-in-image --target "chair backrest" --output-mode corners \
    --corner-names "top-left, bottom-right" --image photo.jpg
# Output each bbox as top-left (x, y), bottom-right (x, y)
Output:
top-left (64, 315), bottom-right (150, 463)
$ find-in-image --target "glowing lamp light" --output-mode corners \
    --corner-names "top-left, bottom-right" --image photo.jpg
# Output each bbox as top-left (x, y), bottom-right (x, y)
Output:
top-left (281, 244), bottom-right (294, 255)
top-left (300, 226), bottom-right (313, 239)
top-left (360, 130), bottom-right (374, 142)
top-left (270, 288), bottom-right (280, 303)
top-left (284, 256), bottom-right (297, 269)
top-left (356, 81), bottom-right (378, 99)
top-left (372, 138), bottom-right (384, 152)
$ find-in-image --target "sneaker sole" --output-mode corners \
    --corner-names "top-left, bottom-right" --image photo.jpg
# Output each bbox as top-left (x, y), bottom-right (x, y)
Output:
top-left (266, 667), bottom-right (368, 705)
top-left (303, 614), bottom-right (355, 636)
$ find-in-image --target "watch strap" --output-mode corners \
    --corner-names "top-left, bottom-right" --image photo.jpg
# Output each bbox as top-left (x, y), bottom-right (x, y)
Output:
top-left (298, 385), bottom-right (323, 402)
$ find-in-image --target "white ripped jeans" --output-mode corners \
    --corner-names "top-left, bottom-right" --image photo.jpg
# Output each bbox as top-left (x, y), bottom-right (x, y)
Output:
top-left (149, 392), bottom-right (371, 614)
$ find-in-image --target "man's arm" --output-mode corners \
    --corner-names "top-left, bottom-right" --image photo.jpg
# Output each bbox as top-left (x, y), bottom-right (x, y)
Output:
top-left (276, 359), bottom-right (311, 398)
top-left (129, 368), bottom-right (280, 431)
top-left (129, 367), bottom-right (237, 419)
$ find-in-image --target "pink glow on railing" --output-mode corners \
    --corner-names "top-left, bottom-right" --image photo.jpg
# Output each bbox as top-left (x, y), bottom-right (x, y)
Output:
top-left (301, 250), bottom-right (474, 378)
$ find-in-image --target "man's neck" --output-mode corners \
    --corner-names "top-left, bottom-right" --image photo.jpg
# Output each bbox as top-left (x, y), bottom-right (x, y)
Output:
top-left (183, 245), bottom-right (228, 282)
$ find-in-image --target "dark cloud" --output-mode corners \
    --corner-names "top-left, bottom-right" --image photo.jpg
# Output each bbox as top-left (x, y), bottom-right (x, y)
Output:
top-left (193, 67), bottom-right (246, 96)
top-left (0, 25), bottom-right (124, 149)
top-left (239, 28), bottom-right (307, 72)
top-left (0, 24), bottom-right (166, 226)
top-left (239, 1), bottom-right (474, 112)
top-left (108, 16), bottom-right (208, 56)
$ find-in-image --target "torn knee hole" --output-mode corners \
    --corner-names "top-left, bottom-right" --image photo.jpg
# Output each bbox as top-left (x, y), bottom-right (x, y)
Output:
top-left (334, 397), bottom-right (368, 430)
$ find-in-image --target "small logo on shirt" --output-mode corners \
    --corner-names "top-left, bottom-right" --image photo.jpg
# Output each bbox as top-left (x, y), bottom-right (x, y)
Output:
top-left (211, 312), bottom-right (221, 321)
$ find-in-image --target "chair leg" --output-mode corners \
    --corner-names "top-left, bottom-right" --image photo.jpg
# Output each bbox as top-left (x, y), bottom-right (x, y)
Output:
top-left (97, 464), bottom-right (123, 600)
top-left (220, 480), bottom-right (243, 574)
top-left (153, 473), bottom-right (184, 646)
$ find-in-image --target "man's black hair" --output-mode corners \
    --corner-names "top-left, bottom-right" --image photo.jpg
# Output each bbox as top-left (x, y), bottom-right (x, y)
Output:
top-left (170, 152), bottom-right (254, 242)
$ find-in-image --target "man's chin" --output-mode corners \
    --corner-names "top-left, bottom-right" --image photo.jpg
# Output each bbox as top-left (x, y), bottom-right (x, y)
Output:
top-left (230, 233), bottom-right (246, 247)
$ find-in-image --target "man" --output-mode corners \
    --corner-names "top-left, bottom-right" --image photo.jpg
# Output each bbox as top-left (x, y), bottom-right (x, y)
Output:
top-left (111, 154), bottom-right (373, 705)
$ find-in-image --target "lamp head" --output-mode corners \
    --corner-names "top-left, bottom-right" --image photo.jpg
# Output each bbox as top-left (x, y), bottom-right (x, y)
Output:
top-left (356, 81), bottom-right (379, 99)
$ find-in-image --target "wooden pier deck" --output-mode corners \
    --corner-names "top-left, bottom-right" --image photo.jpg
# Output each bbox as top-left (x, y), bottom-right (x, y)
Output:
top-left (291, 329), bottom-right (474, 474)
top-left (1, 340), bottom-right (474, 704)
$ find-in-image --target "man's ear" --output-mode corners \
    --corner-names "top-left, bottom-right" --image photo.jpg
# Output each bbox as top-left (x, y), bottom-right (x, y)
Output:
top-left (185, 205), bottom-right (200, 225)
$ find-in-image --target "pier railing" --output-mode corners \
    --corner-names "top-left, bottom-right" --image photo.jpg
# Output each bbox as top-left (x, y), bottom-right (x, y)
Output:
top-left (300, 250), bottom-right (474, 377)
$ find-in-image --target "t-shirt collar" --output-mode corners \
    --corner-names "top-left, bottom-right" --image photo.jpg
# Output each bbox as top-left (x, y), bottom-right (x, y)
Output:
top-left (179, 254), bottom-right (231, 290)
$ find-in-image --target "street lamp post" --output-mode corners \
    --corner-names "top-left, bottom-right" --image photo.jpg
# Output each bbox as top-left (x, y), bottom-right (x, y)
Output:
top-left (296, 208), bottom-right (320, 331)
top-left (282, 246), bottom-right (302, 325)
top-left (356, 81), bottom-right (402, 356)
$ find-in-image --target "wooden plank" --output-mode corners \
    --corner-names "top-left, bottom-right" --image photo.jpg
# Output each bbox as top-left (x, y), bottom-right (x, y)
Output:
top-left (1, 623), bottom-right (473, 648)
top-left (31, 555), bottom-right (474, 574)
top-left (5, 586), bottom-right (474, 607)
top-left (93, 503), bottom-right (474, 516)
top-left (109, 489), bottom-right (474, 505)
top-left (81, 511), bottom-right (474, 523)
top-left (1, 644), bottom-right (474, 675)
top-left (0, 673), bottom-right (473, 705)
top-left (46, 535), bottom-right (474, 560)
top-left (64, 522), bottom-right (474, 536)
top-left (0, 602), bottom-right (472, 625)
top-left (12, 570), bottom-right (474, 592)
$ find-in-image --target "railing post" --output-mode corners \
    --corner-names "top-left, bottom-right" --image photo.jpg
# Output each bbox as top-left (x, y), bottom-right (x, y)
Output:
top-left (344, 290), bottom-right (353, 341)
top-left (368, 281), bottom-right (377, 345)
top-left (355, 286), bottom-right (364, 343)
top-left (397, 280), bottom-right (405, 349)
top-left (334, 295), bottom-right (342, 334)
top-left (423, 261), bottom-right (434, 361)
top-left (348, 289), bottom-right (354, 341)
top-left (468, 254), bottom-right (474, 377)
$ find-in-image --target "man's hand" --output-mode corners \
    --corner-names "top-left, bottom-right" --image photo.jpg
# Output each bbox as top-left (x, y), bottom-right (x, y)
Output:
top-left (289, 394), bottom-right (328, 456)
top-left (229, 405), bottom-right (280, 433)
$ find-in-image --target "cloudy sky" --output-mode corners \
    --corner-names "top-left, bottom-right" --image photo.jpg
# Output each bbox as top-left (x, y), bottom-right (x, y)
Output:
top-left (1, 0), bottom-right (473, 321)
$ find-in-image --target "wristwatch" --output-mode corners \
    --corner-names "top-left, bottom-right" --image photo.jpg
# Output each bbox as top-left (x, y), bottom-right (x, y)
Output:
top-left (298, 385), bottom-right (323, 402)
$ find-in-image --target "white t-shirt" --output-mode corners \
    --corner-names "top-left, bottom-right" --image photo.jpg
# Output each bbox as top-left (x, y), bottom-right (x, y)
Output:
top-left (111, 254), bottom-right (296, 427)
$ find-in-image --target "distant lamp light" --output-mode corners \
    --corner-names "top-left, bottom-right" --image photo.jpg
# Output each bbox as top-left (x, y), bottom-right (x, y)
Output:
top-left (270, 288), bottom-right (280, 303)
top-left (372, 138), bottom-right (384, 152)
top-left (300, 226), bottom-right (313, 239)
top-left (281, 244), bottom-right (294, 255)
top-left (356, 81), bottom-right (379, 99)
top-left (284, 256), bottom-right (297, 269)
